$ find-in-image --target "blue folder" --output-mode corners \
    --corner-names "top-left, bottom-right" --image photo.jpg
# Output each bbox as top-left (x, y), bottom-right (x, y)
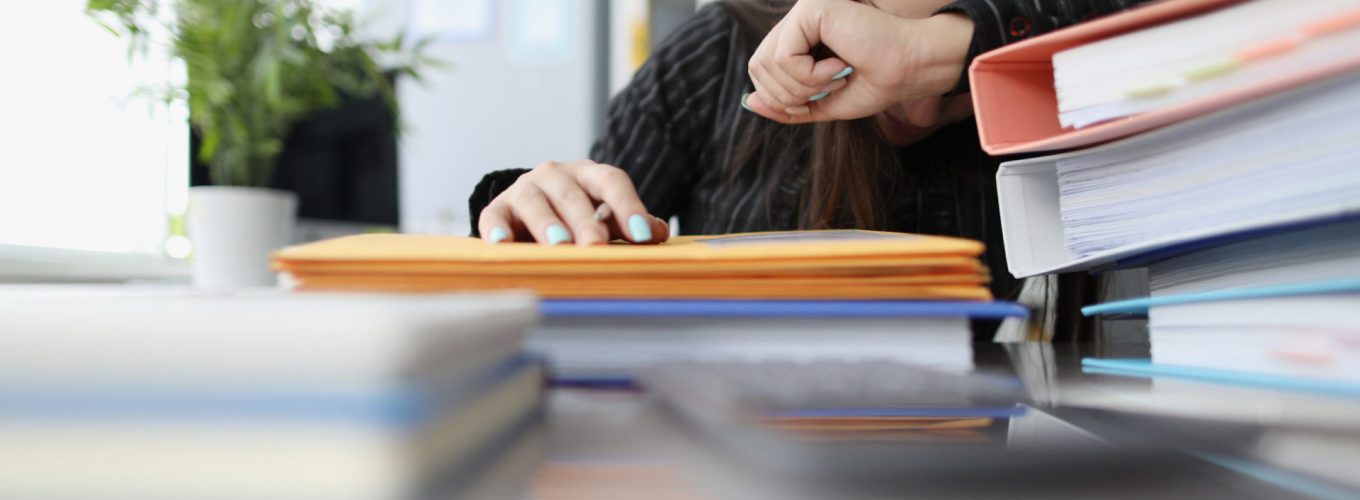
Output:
top-left (1081, 278), bottom-right (1360, 316)
top-left (541, 299), bottom-right (1028, 319)
top-left (766, 406), bottom-right (1027, 419)
top-left (1081, 358), bottom-right (1360, 398)
top-left (538, 300), bottom-right (1026, 388)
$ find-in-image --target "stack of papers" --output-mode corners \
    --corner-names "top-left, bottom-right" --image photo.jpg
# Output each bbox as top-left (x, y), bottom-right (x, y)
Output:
top-left (1085, 280), bottom-right (1360, 386)
top-left (1054, 0), bottom-right (1360, 129)
top-left (1054, 70), bottom-right (1360, 260)
top-left (534, 299), bottom-right (1028, 382)
top-left (1149, 293), bottom-right (1360, 383)
top-left (0, 292), bottom-right (543, 499)
top-left (1149, 218), bottom-right (1360, 296)
top-left (274, 230), bottom-right (994, 300)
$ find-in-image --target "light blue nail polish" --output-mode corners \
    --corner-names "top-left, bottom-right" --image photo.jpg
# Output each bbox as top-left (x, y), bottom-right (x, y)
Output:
top-left (628, 214), bottom-right (653, 242)
top-left (546, 224), bottom-right (571, 245)
top-left (833, 66), bottom-right (855, 80)
top-left (488, 226), bottom-right (510, 244)
top-left (740, 93), bottom-right (753, 112)
top-left (809, 91), bottom-right (831, 102)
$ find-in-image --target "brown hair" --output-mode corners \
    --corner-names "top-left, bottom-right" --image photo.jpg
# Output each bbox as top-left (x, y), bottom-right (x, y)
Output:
top-left (721, 0), bottom-right (902, 230)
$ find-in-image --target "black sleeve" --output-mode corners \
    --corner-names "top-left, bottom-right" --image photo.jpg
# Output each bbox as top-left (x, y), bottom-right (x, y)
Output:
top-left (936, 0), bottom-right (1155, 95)
top-left (468, 168), bottom-right (529, 237)
top-left (466, 4), bottom-right (737, 236)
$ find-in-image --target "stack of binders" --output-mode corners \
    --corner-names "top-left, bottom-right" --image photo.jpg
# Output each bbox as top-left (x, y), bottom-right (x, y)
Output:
top-left (973, 0), bottom-right (1360, 388)
top-left (0, 292), bottom-right (544, 499)
top-left (972, 1), bottom-right (1360, 486)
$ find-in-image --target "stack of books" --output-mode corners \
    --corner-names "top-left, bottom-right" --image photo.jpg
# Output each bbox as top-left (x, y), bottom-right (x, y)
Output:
top-left (972, 0), bottom-right (1360, 485)
top-left (0, 292), bottom-right (542, 499)
top-left (275, 230), bottom-right (1025, 383)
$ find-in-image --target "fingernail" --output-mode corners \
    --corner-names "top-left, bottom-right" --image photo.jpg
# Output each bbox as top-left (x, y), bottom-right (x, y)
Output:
top-left (740, 93), bottom-right (753, 112)
top-left (628, 214), bottom-right (652, 242)
top-left (488, 226), bottom-right (510, 244)
top-left (785, 105), bottom-right (810, 115)
top-left (833, 66), bottom-right (854, 80)
top-left (808, 91), bottom-right (831, 102)
top-left (546, 224), bottom-right (571, 245)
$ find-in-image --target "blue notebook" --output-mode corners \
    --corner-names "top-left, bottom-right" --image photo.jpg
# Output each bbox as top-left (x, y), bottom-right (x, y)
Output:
top-left (1081, 358), bottom-right (1360, 398)
top-left (1081, 279), bottom-right (1360, 316)
top-left (542, 299), bottom-right (1028, 319)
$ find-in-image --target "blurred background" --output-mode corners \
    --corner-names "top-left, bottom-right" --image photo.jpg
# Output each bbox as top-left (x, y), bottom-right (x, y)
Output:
top-left (0, 0), bottom-right (715, 282)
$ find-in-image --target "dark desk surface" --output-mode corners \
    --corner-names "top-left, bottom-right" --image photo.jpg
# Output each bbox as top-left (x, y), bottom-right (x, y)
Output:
top-left (524, 342), bottom-right (1358, 500)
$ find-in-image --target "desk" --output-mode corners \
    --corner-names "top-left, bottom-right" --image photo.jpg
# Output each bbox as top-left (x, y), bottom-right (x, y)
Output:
top-left (527, 342), bottom-right (1357, 499)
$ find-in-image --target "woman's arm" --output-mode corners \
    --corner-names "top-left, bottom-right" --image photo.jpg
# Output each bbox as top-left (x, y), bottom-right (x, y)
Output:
top-left (743, 0), bottom-right (1152, 124)
top-left (936, 0), bottom-right (1152, 95)
top-left (468, 4), bottom-right (738, 244)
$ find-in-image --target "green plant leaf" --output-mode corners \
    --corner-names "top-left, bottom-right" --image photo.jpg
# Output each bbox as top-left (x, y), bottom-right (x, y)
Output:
top-left (94, 0), bottom-right (440, 186)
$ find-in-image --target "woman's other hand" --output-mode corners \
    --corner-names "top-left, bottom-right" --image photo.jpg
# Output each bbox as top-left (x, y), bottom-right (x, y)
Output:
top-left (478, 160), bottom-right (670, 246)
top-left (744, 0), bottom-right (973, 124)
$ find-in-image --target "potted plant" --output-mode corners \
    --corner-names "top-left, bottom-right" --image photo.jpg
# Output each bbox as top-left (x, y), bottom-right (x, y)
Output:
top-left (88, 0), bottom-right (428, 287)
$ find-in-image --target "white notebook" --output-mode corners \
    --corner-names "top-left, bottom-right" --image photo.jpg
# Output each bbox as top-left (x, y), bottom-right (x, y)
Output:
top-left (0, 290), bottom-right (543, 500)
top-left (0, 291), bottom-right (537, 390)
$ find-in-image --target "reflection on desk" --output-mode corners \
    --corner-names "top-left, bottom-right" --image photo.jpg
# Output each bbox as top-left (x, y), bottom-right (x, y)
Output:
top-left (531, 343), bottom-right (1357, 500)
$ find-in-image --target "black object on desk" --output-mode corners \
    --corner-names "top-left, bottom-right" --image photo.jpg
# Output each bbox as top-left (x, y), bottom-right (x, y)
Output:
top-left (189, 77), bottom-right (399, 227)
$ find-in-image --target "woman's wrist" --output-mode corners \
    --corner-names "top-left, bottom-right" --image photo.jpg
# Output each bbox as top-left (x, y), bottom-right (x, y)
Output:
top-left (915, 12), bottom-right (974, 97)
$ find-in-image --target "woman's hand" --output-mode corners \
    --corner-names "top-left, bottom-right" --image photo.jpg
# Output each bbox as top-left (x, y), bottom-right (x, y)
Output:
top-left (478, 160), bottom-right (670, 246)
top-left (744, 0), bottom-right (973, 124)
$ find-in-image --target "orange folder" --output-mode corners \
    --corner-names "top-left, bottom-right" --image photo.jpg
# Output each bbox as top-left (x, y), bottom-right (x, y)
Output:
top-left (969, 0), bottom-right (1360, 155)
top-left (274, 230), bottom-right (993, 300)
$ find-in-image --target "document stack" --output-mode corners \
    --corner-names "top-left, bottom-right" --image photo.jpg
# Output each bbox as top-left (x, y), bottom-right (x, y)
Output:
top-left (275, 230), bottom-right (1022, 383)
top-left (274, 230), bottom-right (994, 300)
top-left (0, 292), bottom-right (543, 500)
top-left (534, 299), bottom-right (1027, 383)
top-left (975, 0), bottom-right (1360, 387)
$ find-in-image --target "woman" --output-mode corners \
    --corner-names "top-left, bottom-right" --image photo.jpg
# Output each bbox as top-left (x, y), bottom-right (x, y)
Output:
top-left (469, 0), bottom-right (1146, 309)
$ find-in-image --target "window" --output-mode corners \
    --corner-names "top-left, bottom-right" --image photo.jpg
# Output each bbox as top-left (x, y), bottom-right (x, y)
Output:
top-left (0, 0), bottom-right (188, 259)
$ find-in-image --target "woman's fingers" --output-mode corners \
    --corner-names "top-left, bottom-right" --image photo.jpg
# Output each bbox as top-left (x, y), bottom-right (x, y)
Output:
top-left (637, 215), bottom-right (670, 246)
top-left (746, 0), bottom-right (855, 115)
top-left (742, 91), bottom-right (795, 123)
top-left (573, 163), bottom-right (667, 244)
top-left (527, 162), bottom-right (611, 246)
top-left (760, 55), bottom-right (821, 103)
top-left (810, 76), bottom-right (850, 101)
top-left (478, 160), bottom-right (665, 246)
top-left (750, 36), bottom-right (813, 110)
top-left (505, 182), bottom-right (573, 246)
top-left (478, 201), bottom-right (516, 244)
top-left (748, 58), bottom-right (797, 113)
top-left (751, 34), bottom-right (853, 114)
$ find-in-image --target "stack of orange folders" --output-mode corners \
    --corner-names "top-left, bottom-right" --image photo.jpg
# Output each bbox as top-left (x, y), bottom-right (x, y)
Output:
top-left (274, 230), bottom-right (992, 300)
